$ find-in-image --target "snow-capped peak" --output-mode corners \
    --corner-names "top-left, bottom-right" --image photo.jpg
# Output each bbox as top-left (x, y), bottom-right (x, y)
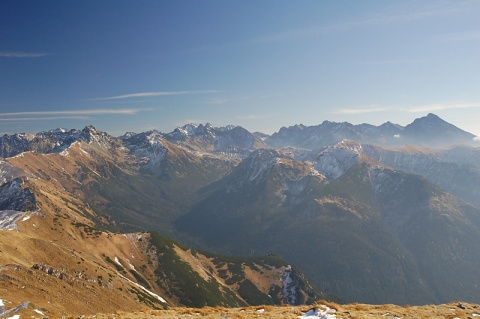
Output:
top-left (122, 131), bottom-right (168, 170)
top-left (48, 128), bottom-right (68, 134)
top-left (313, 140), bottom-right (363, 179)
top-left (145, 131), bottom-right (164, 146)
top-left (333, 139), bottom-right (363, 153)
top-left (179, 123), bottom-right (199, 136)
top-left (215, 125), bottom-right (237, 132)
top-left (243, 149), bottom-right (282, 182)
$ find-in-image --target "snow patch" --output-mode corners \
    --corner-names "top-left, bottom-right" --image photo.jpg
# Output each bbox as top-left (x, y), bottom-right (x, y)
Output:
top-left (79, 145), bottom-right (92, 158)
top-left (33, 309), bottom-right (45, 316)
top-left (147, 134), bottom-right (163, 146)
top-left (179, 125), bottom-right (196, 137)
top-left (314, 141), bottom-right (362, 179)
top-left (59, 148), bottom-right (69, 156)
top-left (114, 257), bottom-right (122, 266)
top-left (0, 301), bottom-right (29, 319)
top-left (126, 259), bottom-right (135, 270)
top-left (21, 211), bottom-right (37, 222)
top-left (11, 152), bottom-right (25, 159)
top-left (117, 272), bottom-right (167, 303)
top-left (0, 210), bottom-right (29, 231)
top-left (298, 305), bottom-right (337, 319)
top-left (282, 265), bottom-right (297, 305)
top-left (127, 132), bottom-right (168, 168)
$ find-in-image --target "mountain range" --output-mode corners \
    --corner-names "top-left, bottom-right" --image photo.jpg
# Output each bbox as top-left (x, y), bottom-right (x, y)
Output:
top-left (267, 113), bottom-right (477, 149)
top-left (1, 113), bottom-right (480, 315)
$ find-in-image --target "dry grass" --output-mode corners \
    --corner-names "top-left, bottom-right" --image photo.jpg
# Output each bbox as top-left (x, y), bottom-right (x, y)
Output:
top-left (48, 302), bottom-right (479, 319)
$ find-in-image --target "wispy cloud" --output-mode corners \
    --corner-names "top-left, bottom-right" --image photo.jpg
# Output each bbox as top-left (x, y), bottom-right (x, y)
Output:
top-left (0, 108), bottom-right (146, 117)
top-left (89, 90), bottom-right (219, 101)
top-left (207, 98), bottom-right (229, 105)
top-left (0, 108), bottom-right (152, 123)
top-left (359, 59), bottom-right (429, 66)
top-left (0, 52), bottom-right (49, 58)
top-left (236, 114), bottom-right (277, 120)
top-left (407, 102), bottom-right (480, 113)
top-left (358, 5), bottom-right (459, 26)
top-left (253, 3), bottom-right (462, 44)
top-left (332, 107), bottom-right (389, 115)
top-left (191, 2), bottom-right (472, 52)
top-left (0, 116), bottom-right (88, 122)
top-left (436, 29), bottom-right (480, 42)
top-left (331, 101), bottom-right (480, 115)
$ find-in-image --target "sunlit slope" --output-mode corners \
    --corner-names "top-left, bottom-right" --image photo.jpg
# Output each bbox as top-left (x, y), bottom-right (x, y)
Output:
top-left (7, 133), bottom-right (233, 234)
top-left (1, 144), bottom-right (323, 317)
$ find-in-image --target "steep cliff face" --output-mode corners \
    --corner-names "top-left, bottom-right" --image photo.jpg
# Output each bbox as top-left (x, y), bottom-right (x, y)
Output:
top-left (282, 265), bottom-right (323, 305)
top-left (0, 178), bottom-right (36, 212)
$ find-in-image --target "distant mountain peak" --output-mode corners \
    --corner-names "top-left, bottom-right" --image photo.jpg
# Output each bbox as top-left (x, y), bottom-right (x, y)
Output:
top-left (83, 124), bottom-right (98, 131)
top-left (379, 121), bottom-right (403, 129)
top-left (404, 113), bottom-right (475, 146)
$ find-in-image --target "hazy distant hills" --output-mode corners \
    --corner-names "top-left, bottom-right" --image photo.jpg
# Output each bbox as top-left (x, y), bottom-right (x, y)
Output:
top-left (176, 142), bottom-right (480, 304)
top-left (1, 113), bottom-right (480, 310)
top-left (267, 113), bottom-right (477, 149)
top-left (2, 113), bottom-right (476, 160)
top-left (363, 143), bottom-right (480, 208)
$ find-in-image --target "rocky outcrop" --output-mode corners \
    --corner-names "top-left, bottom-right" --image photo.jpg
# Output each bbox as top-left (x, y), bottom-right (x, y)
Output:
top-left (0, 178), bottom-right (36, 211)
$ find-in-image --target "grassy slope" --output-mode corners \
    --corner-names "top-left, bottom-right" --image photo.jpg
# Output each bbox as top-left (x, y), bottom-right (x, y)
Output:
top-left (20, 301), bottom-right (480, 319)
top-left (2, 145), bottom-right (322, 317)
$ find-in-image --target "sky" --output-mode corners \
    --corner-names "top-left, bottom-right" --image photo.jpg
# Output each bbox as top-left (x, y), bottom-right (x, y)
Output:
top-left (1, 0), bottom-right (480, 137)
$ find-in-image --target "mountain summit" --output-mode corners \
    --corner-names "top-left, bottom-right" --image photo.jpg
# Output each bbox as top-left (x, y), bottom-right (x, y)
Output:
top-left (402, 113), bottom-right (476, 146)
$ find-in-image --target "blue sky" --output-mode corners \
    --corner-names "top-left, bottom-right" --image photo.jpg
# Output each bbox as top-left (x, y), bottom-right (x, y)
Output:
top-left (1, 0), bottom-right (480, 137)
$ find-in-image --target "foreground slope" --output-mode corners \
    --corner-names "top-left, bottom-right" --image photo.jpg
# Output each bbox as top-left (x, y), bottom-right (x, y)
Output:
top-left (61, 302), bottom-right (480, 319)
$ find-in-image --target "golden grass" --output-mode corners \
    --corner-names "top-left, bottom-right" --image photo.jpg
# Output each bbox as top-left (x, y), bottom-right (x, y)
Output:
top-left (53, 302), bottom-right (480, 319)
